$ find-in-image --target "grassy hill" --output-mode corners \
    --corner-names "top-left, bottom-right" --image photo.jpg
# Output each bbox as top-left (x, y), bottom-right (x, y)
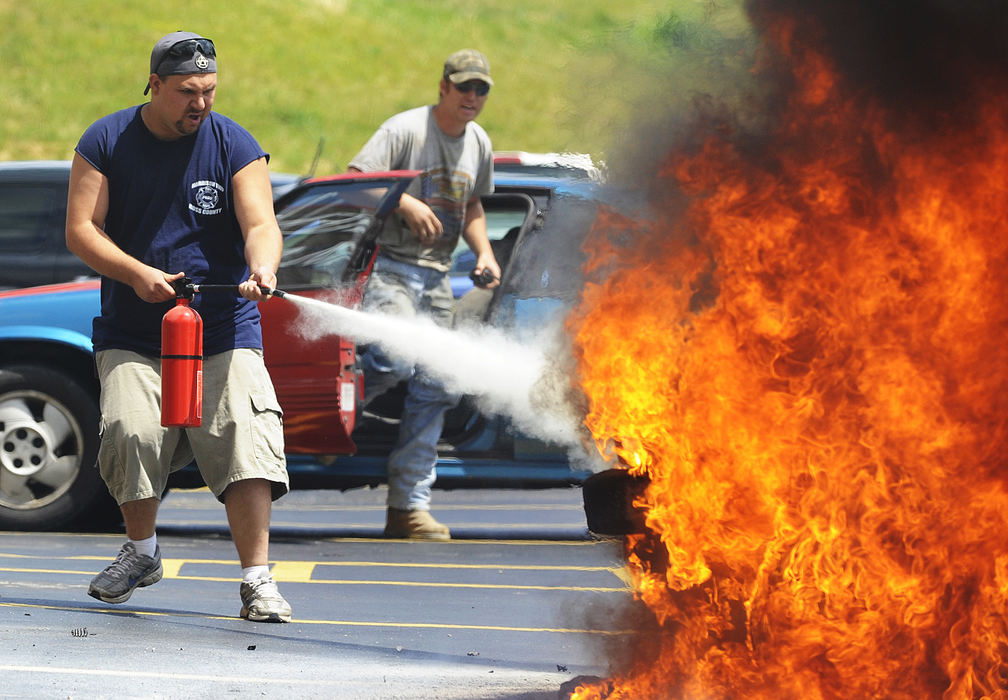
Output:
top-left (0, 0), bottom-right (753, 175)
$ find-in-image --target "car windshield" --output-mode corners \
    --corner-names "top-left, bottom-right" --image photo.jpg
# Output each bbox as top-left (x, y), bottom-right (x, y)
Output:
top-left (275, 180), bottom-right (395, 289)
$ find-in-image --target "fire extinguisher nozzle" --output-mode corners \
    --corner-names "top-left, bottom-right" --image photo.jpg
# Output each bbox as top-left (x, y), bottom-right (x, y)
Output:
top-left (258, 285), bottom-right (287, 299)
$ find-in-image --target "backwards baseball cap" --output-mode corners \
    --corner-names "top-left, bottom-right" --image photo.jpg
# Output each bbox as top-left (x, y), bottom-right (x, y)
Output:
top-left (443, 49), bottom-right (493, 86)
top-left (144, 31), bottom-right (217, 95)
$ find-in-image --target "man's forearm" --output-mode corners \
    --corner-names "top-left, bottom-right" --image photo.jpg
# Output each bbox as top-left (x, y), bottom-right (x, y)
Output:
top-left (244, 225), bottom-right (283, 276)
top-left (67, 222), bottom-right (147, 286)
top-left (461, 199), bottom-right (491, 255)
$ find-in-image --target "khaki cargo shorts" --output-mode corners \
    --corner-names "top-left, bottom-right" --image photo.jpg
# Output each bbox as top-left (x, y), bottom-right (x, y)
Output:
top-left (95, 348), bottom-right (289, 504)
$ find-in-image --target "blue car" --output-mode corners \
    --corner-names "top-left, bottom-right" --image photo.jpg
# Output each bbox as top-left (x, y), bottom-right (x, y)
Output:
top-left (0, 170), bottom-right (606, 530)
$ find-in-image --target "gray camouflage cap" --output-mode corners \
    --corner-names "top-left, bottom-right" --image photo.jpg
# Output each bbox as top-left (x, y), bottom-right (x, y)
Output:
top-left (443, 49), bottom-right (493, 85)
top-left (144, 31), bottom-right (217, 95)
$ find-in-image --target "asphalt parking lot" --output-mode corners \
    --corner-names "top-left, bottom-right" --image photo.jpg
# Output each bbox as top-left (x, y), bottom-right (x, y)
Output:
top-left (0, 487), bottom-right (636, 699)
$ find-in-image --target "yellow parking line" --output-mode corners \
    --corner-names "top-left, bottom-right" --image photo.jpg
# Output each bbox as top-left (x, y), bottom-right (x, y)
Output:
top-left (289, 619), bottom-right (633, 634)
top-left (308, 560), bottom-right (619, 571)
top-left (304, 526), bottom-right (594, 534)
top-left (0, 566), bottom-right (96, 576)
top-left (164, 489), bottom-right (584, 512)
top-left (277, 578), bottom-right (625, 592)
top-left (610, 566), bottom-right (635, 587)
top-left (0, 551), bottom-right (621, 573)
top-left (0, 563), bottom-right (629, 592)
top-left (323, 537), bottom-right (608, 546)
top-left (271, 504), bottom-right (585, 512)
top-left (268, 560), bottom-right (316, 581)
top-left (161, 559), bottom-right (184, 578)
top-left (0, 566), bottom-right (627, 592)
top-left (0, 531), bottom-right (608, 546)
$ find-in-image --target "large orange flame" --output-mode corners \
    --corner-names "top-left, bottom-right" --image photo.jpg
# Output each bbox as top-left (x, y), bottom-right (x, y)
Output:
top-left (569, 14), bottom-right (1008, 700)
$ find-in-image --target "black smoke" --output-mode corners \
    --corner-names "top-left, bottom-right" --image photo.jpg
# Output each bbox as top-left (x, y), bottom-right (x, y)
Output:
top-left (746, 0), bottom-right (1008, 129)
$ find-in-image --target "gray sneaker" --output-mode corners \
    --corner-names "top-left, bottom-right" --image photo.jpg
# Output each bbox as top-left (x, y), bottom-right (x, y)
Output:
top-left (88, 542), bottom-right (163, 604)
top-left (239, 577), bottom-right (292, 623)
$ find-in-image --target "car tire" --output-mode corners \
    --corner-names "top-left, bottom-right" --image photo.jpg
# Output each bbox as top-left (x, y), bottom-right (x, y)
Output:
top-left (0, 364), bottom-right (119, 531)
top-left (581, 468), bottom-right (650, 535)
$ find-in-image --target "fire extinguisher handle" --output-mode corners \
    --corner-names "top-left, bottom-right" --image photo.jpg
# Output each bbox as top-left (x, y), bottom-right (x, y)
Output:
top-left (171, 276), bottom-right (196, 299)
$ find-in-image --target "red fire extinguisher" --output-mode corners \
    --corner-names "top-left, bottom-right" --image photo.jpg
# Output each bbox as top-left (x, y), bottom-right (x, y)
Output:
top-left (161, 280), bottom-right (203, 427)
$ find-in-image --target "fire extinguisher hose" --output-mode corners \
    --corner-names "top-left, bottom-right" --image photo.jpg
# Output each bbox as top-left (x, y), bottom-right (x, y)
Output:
top-left (189, 283), bottom-right (288, 299)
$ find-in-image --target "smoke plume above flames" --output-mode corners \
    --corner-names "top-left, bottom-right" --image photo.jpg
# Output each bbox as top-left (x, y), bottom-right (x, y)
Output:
top-left (568, 1), bottom-right (1008, 698)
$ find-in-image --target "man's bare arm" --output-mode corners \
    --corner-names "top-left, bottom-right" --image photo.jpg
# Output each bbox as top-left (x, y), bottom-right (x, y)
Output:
top-left (65, 153), bottom-right (180, 303)
top-left (233, 156), bottom-right (283, 300)
top-left (461, 198), bottom-right (500, 288)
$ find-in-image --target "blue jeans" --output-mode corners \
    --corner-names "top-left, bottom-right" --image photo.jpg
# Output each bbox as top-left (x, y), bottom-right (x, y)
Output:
top-left (358, 255), bottom-right (458, 510)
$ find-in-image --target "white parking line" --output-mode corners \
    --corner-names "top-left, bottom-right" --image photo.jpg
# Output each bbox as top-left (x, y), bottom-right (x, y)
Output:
top-left (0, 664), bottom-right (346, 686)
top-left (0, 600), bottom-right (633, 635)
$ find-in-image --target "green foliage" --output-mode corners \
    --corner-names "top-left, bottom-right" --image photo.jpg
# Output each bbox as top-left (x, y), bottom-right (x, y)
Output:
top-left (0, 0), bottom-right (754, 174)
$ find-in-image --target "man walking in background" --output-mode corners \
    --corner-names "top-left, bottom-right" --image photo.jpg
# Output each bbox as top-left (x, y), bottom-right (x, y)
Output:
top-left (348, 49), bottom-right (501, 540)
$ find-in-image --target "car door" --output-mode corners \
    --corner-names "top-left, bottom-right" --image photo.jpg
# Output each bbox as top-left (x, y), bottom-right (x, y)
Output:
top-left (479, 185), bottom-right (599, 461)
top-left (347, 187), bottom-right (543, 458)
top-left (259, 172), bottom-right (418, 456)
top-left (351, 183), bottom-right (598, 468)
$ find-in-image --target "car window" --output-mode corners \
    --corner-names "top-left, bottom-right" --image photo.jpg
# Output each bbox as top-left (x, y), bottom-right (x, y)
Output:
top-left (449, 195), bottom-right (534, 278)
top-left (277, 217), bottom-right (371, 289)
top-left (502, 192), bottom-right (596, 301)
top-left (0, 185), bottom-right (57, 253)
top-left (274, 181), bottom-right (396, 289)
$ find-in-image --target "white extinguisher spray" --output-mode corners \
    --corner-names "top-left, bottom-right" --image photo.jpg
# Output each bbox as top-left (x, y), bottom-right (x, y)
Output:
top-left (160, 278), bottom-right (203, 427)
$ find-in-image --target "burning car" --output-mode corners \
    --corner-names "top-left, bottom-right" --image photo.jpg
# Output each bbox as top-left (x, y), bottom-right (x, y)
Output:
top-left (557, 1), bottom-right (1008, 697)
top-left (0, 169), bottom-right (604, 530)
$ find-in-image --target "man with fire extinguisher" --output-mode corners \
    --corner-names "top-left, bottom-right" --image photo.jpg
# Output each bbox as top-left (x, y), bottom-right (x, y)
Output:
top-left (347, 49), bottom-right (501, 540)
top-left (65, 31), bottom-right (292, 622)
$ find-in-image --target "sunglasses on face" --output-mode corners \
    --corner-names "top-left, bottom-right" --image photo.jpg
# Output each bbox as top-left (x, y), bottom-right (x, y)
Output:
top-left (452, 80), bottom-right (490, 97)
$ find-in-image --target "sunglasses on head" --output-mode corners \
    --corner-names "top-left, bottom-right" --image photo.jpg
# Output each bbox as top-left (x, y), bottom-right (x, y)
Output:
top-left (166, 38), bottom-right (216, 59)
top-left (452, 80), bottom-right (490, 97)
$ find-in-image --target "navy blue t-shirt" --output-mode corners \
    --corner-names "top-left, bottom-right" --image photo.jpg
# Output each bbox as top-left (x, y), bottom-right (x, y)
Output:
top-left (75, 106), bottom-right (267, 355)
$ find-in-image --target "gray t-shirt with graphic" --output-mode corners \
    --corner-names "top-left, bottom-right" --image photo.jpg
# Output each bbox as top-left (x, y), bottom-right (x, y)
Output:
top-left (348, 105), bottom-right (493, 271)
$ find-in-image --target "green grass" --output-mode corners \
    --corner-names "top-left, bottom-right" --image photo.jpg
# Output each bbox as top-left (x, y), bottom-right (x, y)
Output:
top-left (0, 0), bottom-right (754, 175)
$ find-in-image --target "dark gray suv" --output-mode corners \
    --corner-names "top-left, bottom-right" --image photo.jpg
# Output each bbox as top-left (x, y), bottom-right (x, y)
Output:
top-left (0, 161), bottom-right (91, 290)
top-left (0, 160), bottom-right (303, 291)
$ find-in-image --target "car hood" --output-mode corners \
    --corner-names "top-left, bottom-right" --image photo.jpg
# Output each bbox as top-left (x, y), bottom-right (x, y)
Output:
top-left (0, 280), bottom-right (100, 350)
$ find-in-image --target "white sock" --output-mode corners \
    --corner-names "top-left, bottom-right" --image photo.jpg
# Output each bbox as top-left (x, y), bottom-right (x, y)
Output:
top-left (242, 565), bottom-right (271, 583)
top-left (129, 535), bottom-right (157, 558)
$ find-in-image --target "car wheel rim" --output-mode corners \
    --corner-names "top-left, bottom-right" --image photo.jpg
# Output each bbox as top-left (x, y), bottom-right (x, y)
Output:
top-left (0, 391), bottom-right (83, 510)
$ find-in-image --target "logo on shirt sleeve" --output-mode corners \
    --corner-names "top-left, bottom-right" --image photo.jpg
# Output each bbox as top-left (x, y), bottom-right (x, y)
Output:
top-left (189, 180), bottom-right (223, 215)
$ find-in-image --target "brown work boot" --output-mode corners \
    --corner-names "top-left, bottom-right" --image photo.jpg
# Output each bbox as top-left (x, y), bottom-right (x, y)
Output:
top-left (384, 507), bottom-right (451, 540)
